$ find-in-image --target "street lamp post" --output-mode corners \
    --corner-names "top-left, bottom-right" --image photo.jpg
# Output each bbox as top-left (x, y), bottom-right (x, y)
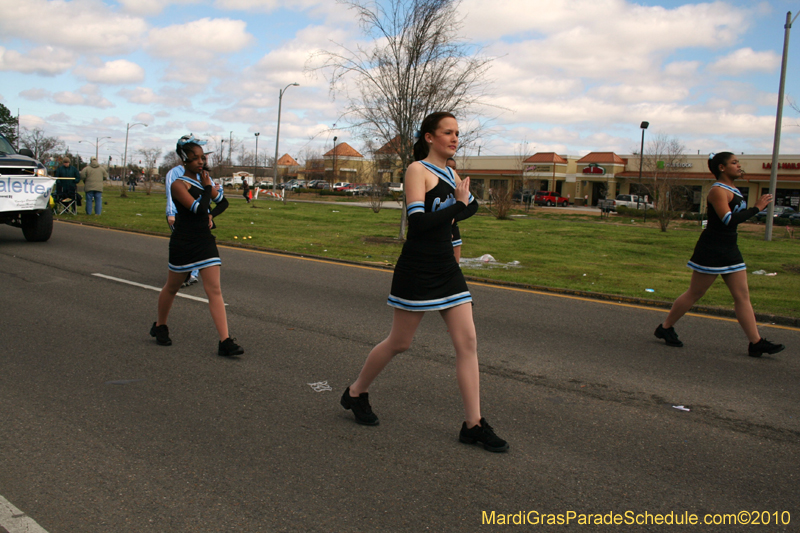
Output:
top-left (332, 136), bottom-right (338, 184)
top-left (638, 121), bottom-right (649, 221)
top-left (273, 82), bottom-right (300, 191)
top-left (79, 136), bottom-right (112, 160)
top-left (766, 11), bottom-right (799, 241)
top-left (122, 122), bottom-right (148, 197)
top-left (254, 132), bottom-right (260, 197)
top-left (229, 131), bottom-right (233, 166)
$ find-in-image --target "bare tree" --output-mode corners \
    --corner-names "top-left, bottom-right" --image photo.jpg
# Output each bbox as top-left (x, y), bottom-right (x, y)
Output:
top-left (20, 127), bottom-right (65, 162)
top-left (640, 133), bottom-right (692, 232)
top-left (159, 151), bottom-right (182, 175)
top-left (136, 147), bottom-right (162, 195)
top-left (514, 139), bottom-right (535, 212)
top-left (310, 0), bottom-right (493, 238)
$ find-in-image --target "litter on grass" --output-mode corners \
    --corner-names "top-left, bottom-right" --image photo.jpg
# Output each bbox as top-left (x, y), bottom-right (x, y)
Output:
top-left (459, 254), bottom-right (521, 269)
top-left (752, 270), bottom-right (777, 276)
top-left (672, 405), bottom-right (691, 412)
top-left (645, 288), bottom-right (655, 293)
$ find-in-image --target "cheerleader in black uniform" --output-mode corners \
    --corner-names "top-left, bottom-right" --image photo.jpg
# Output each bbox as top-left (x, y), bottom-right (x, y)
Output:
top-left (150, 136), bottom-right (244, 357)
top-left (341, 112), bottom-right (507, 452)
top-left (655, 152), bottom-right (784, 357)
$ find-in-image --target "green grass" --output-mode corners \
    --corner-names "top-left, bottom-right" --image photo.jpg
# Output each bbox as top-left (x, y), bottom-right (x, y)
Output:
top-left (61, 185), bottom-right (800, 318)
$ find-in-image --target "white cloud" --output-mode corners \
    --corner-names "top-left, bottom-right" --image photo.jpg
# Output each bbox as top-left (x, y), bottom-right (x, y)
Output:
top-left (147, 18), bottom-right (255, 60)
top-left (118, 87), bottom-right (192, 109)
top-left (0, 0), bottom-right (147, 55)
top-left (77, 60), bottom-right (146, 84)
top-left (135, 113), bottom-right (155, 124)
top-left (52, 85), bottom-right (115, 109)
top-left (708, 48), bottom-right (781, 75)
top-left (20, 88), bottom-right (51, 101)
top-left (118, 0), bottom-right (202, 16)
top-left (0, 46), bottom-right (76, 76)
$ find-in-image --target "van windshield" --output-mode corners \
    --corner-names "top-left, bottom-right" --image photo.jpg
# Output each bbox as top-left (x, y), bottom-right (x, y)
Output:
top-left (0, 135), bottom-right (15, 155)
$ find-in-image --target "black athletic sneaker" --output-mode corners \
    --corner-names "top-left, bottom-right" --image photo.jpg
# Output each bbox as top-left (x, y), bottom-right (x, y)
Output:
top-left (459, 418), bottom-right (509, 453)
top-left (218, 337), bottom-right (244, 357)
top-left (748, 338), bottom-right (785, 357)
top-left (340, 387), bottom-right (379, 426)
top-left (150, 322), bottom-right (172, 346)
top-left (654, 324), bottom-right (683, 347)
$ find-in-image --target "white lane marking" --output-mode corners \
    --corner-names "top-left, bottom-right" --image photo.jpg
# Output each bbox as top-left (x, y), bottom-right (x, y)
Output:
top-left (0, 494), bottom-right (49, 533)
top-left (92, 273), bottom-right (213, 304)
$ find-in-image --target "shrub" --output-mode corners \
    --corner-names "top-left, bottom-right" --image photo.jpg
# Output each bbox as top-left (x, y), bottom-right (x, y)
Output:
top-left (319, 189), bottom-right (349, 197)
top-left (616, 206), bottom-right (630, 215)
top-left (776, 217), bottom-right (791, 226)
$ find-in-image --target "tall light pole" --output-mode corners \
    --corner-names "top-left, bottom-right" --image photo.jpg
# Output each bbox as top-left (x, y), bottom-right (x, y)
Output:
top-left (638, 121), bottom-right (649, 220)
top-left (122, 122), bottom-right (148, 197)
top-left (229, 131), bottom-right (233, 166)
top-left (273, 82), bottom-right (299, 191)
top-left (254, 132), bottom-right (260, 191)
top-left (766, 11), bottom-right (799, 241)
top-left (79, 136), bottom-right (112, 160)
top-left (332, 136), bottom-right (338, 184)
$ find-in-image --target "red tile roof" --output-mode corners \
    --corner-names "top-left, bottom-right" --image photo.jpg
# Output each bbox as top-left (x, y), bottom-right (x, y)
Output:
top-left (576, 152), bottom-right (626, 164)
top-left (324, 142), bottom-right (363, 158)
top-left (375, 135), bottom-right (412, 155)
top-left (276, 154), bottom-right (298, 166)
top-left (524, 152), bottom-right (567, 164)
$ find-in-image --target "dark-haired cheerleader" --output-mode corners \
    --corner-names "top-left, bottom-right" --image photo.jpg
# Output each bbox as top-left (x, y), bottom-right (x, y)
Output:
top-left (341, 112), bottom-right (506, 452)
top-left (655, 152), bottom-right (784, 357)
top-left (150, 135), bottom-right (243, 357)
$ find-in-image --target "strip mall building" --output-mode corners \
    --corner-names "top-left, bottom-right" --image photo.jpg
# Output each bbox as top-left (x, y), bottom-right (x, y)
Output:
top-left (457, 152), bottom-right (800, 211)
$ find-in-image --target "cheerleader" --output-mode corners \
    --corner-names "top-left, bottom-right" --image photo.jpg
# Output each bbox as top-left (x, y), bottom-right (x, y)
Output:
top-left (655, 152), bottom-right (784, 357)
top-left (341, 112), bottom-right (507, 452)
top-left (150, 135), bottom-right (244, 357)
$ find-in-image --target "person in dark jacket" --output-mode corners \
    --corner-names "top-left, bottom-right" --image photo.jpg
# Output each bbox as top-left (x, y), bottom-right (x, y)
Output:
top-left (54, 156), bottom-right (80, 198)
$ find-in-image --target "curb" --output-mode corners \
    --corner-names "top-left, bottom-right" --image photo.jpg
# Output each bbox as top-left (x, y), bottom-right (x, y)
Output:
top-left (55, 218), bottom-right (800, 328)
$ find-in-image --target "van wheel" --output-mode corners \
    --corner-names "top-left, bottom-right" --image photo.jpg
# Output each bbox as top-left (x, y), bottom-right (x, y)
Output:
top-left (561, 201), bottom-right (568, 207)
top-left (546, 200), bottom-right (553, 206)
top-left (21, 209), bottom-right (54, 242)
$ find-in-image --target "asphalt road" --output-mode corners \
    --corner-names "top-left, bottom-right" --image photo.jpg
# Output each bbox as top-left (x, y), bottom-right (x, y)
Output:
top-left (1, 220), bottom-right (798, 532)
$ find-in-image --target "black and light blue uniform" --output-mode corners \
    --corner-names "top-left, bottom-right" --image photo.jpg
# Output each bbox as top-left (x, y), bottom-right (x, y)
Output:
top-left (168, 175), bottom-right (228, 273)
top-left (687, 182), bottom-right (758, 275)
top-left (387, 161), bottom-right (478, 312)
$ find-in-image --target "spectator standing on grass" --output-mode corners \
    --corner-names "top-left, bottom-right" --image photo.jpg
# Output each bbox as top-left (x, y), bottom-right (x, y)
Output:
top-left (80, 156), bottom-right (108, 215)
top-left (165, 148), bottom-right (199, 288)
top-left (54, 156), bottom-right (80, 198)
top-left (150, 135), bottom-right (242, 357)
top-left (242, 178), bottom-right (250, 204)
top-left (340, 112), bottom-right (506, 452)
top-left (127, 171), bottom-right (136, 192)
top-left (654, 152), bottom-right (785, 357)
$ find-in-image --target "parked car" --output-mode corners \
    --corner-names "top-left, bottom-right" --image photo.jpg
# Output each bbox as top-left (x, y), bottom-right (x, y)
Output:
top-left (309, 181), bottom-right (330, 190)
top-left (512, 189), bottom-right (533, 203)
top-left (611, 194), bottom-right (654, 211)
top-left (755, 205), bottom-right (797, 222)
top-left (387, 182), bottom-right (403, 193)
top-left (333, 182), bottom-right (352, 191)
top-left (534, 190), bottom-right (569, 207)
top-left (348, 185), bottom-right (369, 196)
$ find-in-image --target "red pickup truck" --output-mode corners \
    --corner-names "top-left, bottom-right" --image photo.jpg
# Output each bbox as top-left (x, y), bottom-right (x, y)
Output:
top-left (534, 191), bottom-right (569, 207)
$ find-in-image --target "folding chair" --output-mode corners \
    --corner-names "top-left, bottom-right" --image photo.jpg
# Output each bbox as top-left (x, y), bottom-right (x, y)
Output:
top-left (53, 191), bottom-right (79, 215)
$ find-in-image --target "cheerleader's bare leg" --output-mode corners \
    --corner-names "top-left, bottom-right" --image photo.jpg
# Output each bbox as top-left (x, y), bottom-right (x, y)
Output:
top-left (157, 270), bottom-right (188, 325)
top-left (349, 308), bottom-right (424, 395)
top-left (198, 265), bottom-right (229, 341)
top-left (721, 270), bottom-right (760, 343)
top-left (663, 271), bottom-right (717, 329)
top-left (440, 302), bottom-right (481, 427)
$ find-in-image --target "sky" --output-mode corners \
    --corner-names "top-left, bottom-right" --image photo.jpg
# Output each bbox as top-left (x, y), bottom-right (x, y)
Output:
top-left (1, 0), bottom-right (800, 167)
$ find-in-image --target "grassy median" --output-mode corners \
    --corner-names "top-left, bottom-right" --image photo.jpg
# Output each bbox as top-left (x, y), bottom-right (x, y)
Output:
top-left (59, 185), bottom-right (800, 318)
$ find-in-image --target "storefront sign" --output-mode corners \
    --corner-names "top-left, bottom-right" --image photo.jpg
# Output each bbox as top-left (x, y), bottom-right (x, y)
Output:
top-left (762, 162), bottom-right (800, 170)
top-left (582, 163), bottom-right (605, 175)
